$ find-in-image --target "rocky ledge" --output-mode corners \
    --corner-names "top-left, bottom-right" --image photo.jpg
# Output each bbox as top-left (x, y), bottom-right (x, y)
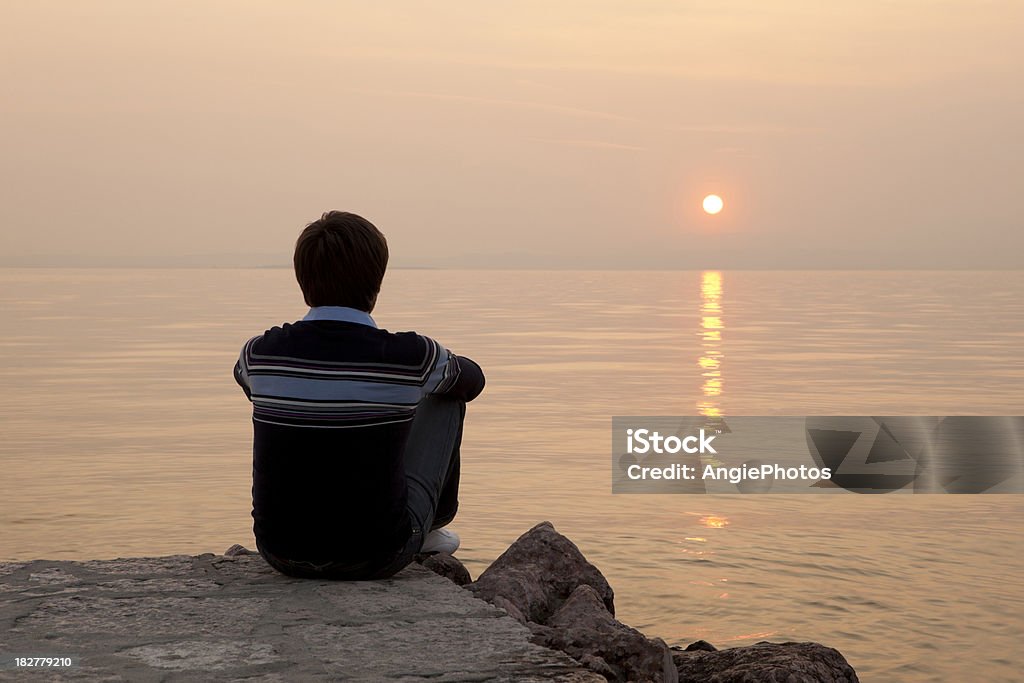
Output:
top-left (0, 522), bottom-right (858, 682)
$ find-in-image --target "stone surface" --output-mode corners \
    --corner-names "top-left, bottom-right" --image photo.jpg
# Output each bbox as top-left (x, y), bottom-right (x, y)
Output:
top-left (1, 526), bottom-right (859, 682)
top-left (223, 544), bottom-right (259, 557)
top-left (672, 641), bottom-right (860, 683)
top-left (534, 584), bottom-right (677, 683)
top-left (469, 521), bottom-right (614, 624)
top-left (414, 552), bottom-right (472, 586)
top-left (0, 553), bottom-right (600, 682)
top-left (468, 523), bottom-right (674, 682)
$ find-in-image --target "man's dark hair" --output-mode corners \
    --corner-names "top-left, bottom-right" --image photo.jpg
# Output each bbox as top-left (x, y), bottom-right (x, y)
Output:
top-left (294, 211), bottom-right (389, 311)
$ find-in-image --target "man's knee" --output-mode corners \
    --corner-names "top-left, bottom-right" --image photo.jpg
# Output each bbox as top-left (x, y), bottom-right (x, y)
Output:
top-left (414, 395), bottom-right (466, 429)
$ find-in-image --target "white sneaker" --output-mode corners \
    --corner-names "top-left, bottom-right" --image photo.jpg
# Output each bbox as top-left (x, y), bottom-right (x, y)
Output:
top-left (421, 528), bottom-right (460, 554)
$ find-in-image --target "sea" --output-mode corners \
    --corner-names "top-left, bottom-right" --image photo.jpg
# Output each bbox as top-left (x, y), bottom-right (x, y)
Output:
top-left (1, 268), bottom-right (1021, 682)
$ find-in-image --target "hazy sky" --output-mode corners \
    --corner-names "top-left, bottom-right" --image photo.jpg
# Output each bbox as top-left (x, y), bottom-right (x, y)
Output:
top-left (2, 1), bottom-right (1021, 268)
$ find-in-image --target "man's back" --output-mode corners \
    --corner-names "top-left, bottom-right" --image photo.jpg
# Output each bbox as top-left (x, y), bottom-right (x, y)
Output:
top-left (235, 307), bottom-right (484, 568)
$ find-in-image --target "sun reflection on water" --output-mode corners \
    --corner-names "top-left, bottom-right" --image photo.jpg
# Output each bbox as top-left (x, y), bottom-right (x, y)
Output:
top-left (697, 270), bottom-right (724, 418)
top-left (699, 515), bottom-right (731, 528)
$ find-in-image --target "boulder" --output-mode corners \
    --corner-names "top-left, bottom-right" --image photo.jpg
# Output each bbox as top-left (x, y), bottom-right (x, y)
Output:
top-left (469, 521), bottom-right (614, 624)
top-left (414, 552), bottom-right (472, 586)
top-left (673, 641), bottom-right (859, 683)
top-left (0, 554), bottom-right (598, 681)
top-left (534, 584), bottom-right (677, 683)
top-left (222, 544), bottom-right (259, 557)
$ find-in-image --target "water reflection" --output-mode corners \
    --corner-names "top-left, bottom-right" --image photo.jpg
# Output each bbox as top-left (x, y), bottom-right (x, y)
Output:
top-left (699, 515), bottom-right (730, 528)
top-left (698, 271), bottom-right (724, 418)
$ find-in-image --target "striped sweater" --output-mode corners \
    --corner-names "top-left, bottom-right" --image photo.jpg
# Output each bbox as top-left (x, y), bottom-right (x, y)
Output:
top-left (233, 306), bottom-right (485, 564)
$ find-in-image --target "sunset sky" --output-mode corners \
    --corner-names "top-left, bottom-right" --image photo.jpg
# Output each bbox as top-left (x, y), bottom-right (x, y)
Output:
top-left (2, 1), bottom-right (1021, 268)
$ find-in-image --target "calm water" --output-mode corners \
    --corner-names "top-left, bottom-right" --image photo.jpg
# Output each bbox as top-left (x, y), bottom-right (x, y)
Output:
top-left (1, 268), bottom-right (1022, 682)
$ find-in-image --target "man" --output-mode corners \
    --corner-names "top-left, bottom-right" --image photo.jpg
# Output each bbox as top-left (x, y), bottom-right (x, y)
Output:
top-left (234, 211), bottom-right (485, 579)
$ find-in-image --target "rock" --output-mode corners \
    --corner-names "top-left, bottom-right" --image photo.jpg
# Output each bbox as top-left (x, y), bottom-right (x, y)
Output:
top-left (490, 595), bottom-right (528, 623)
top-left (534, 584), bottom-right (677, 683)
top-left (2, 524), bottom-right (859, 682)
top-left (415, 552), bottom-right (472, 586)
top-left (673, 641), bottom-right (859, 683)
top-left (223, 544), bottom-right (259, 557)
top-left (463, 523), bottom-right (856, 682)
top-left (469, 521), bottom-right (614, 624)
top-left (0, 555), bottom-right (597, 681)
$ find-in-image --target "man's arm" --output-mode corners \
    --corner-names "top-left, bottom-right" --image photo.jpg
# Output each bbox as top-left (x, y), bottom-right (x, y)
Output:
top-left (437, 354), bottom-right (485, 402)
top-left (233, 336), bottom-right (260, 401)
top-left (233, 359), bottom-right (251, 400)
top-left (422, 338), bottom-right (485, 402)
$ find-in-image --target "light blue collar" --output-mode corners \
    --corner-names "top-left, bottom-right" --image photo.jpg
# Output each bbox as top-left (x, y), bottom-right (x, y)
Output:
top-left (302, 306), bottom-right (377, 328)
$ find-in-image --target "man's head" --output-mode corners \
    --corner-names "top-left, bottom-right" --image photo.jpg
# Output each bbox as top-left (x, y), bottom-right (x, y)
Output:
top-left (294, 211), bottom-right (389, 312)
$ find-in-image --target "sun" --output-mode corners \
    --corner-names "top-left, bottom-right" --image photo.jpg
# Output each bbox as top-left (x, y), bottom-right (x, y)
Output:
top-left (702, 194), bottom-right (724, 215)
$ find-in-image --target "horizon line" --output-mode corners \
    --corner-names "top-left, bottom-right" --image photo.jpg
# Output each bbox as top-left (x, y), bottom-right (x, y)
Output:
top-left (1, 264), bottom-right (1022, 272)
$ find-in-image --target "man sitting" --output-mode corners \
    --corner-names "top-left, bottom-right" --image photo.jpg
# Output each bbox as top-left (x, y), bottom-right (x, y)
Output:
top-left (234, 211), bottom-right (485, 579)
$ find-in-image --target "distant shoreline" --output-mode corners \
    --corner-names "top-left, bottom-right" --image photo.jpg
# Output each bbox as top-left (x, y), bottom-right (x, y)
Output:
top-left (2, 265), bottom-right (1021, 272)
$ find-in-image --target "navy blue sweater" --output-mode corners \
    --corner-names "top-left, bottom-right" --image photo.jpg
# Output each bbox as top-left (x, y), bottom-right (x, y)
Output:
top-left (234, 317), bottom-right (484, 565)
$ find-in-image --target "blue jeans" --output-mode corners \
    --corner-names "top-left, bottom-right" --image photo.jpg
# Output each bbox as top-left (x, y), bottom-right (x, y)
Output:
top-left (258, 395), bottom-right (465, 580)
